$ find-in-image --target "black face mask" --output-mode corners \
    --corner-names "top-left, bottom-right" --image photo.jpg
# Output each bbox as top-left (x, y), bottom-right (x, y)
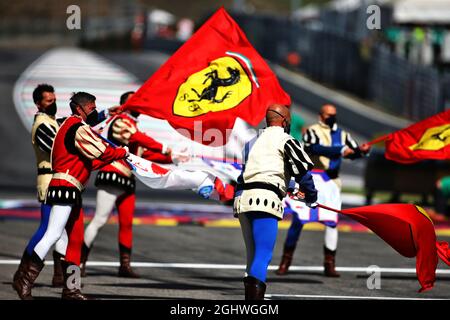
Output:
top-left (85, 109), bottom-right (99, 126)
top-left (324, 115), bottom-right (337, 128)
top-left (284, 121), bottom-right (291, 134)
top-left (44, 102), bottom-right (57, 116)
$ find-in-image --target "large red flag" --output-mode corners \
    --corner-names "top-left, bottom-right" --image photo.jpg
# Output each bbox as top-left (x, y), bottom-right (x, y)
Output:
top-left (383, 109), bottom-right (450, 163)
top-left (319, 203), bottom-right (450, 292)
top-left (122, 7), bottom-right (291, 146)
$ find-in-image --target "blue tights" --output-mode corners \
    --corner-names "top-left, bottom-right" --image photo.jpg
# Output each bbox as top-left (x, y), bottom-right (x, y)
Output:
top-left (285, 212), bottom-right (304, 248)
top-left (26, 203), bottom-right (52, 255)
top-left (240, 212), bottom-right (278, 283)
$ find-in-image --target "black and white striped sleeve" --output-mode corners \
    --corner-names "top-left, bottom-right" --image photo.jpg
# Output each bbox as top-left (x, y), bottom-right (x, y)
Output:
top-left (303, 128), bottom-right (321, 146)
top-left (284, 138), bottom-right (314, 178)
top-left (345, 132), bottom-right (359, 149)
top-left (35, 123), bottom-right (57, 154)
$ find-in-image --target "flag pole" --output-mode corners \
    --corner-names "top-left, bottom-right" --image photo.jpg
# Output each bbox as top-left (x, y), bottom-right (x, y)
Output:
top-left (364, 133), bottom-right (390, 146)
top-left (316, 203), bottom-right (343, 214)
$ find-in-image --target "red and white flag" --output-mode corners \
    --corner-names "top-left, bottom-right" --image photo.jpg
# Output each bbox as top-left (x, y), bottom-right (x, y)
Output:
top-left (127, 153), bottom-right (234, 201)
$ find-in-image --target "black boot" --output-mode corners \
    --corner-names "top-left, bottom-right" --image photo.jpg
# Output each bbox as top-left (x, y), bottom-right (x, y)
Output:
top-left (324, 246), bottom-right (340, 278)
top-left (12, 251), bottom-right (44, 300)
top-left (243, 276), bottom-right (266, 300)
top-left (61, 260), bottom-right (90, 300)
top-left (52, 251), bottom-right (64, 287)
top-left (79, 242), bottom-right (91, 278)
top-left (276, 244), bottom-right (296, 275)
top-left (118, 244), bottom-right (140, 278)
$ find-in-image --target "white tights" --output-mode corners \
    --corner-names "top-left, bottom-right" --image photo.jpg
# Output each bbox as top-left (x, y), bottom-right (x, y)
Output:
top-left (324, 226), bottom-right (338, 251)
top-left (54, 229), bottom-right (68, 255)
top-left (34, 205), bottom-right (72, 260)
top-left (84, 187), bottom-right (123, 248)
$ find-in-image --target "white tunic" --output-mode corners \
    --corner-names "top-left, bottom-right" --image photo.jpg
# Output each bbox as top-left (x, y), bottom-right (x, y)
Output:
top-left (234, 126), bottom-right (313, 219)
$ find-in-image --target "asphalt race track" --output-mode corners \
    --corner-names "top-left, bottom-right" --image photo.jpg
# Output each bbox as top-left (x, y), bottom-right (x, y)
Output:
top-left (1, 216), bottom-right (450, 300)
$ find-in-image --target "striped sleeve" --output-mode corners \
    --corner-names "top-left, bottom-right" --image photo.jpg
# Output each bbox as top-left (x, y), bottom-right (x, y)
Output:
top-left (35, 123), bottom-right (57, 154)
top-left (345, 132), bottom-right (359, 149)
top-left (303, 128), bottom-right (321, 146)
top-left (284, 138), bottom-right (314, 177)
top-left (344, 131), bottom-right (366, 159)
top-left (74, 125), bottom-right (107, 160)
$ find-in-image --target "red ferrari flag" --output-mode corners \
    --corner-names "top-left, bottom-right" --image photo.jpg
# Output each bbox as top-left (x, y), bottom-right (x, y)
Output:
top-left (122, 7), bottom-right (291, 146)
top-left (319, 203), bottom-right (450, 292)
top-left (383, 109), bottom-right (450, 163)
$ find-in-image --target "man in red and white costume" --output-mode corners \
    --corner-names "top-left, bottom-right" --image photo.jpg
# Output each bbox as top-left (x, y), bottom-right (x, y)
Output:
top-left (81, 91), bottom-right (175, 278)
top-left (13, 92), bottom-right (128, 300)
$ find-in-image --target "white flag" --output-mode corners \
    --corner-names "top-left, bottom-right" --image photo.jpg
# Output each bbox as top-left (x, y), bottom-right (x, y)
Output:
top-left (126, 153), bottom-right (225, 200)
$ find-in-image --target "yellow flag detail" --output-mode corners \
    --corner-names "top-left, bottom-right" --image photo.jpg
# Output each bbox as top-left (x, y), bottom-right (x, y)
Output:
top-left (409, 124), bottom-right (450, 151)
top-left (415, 205), bottom-right (433, 224)
top-left (173, 57), bottom-right (252, 117)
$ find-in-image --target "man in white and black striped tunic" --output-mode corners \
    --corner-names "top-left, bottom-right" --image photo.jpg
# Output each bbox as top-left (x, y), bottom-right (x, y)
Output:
top-left (13, 84), bottom-right (68, 289)
top-left (277, 104), bottom-right (370, 277)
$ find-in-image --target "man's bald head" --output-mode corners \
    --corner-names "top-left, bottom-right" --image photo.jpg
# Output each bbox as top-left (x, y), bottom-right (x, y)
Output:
top-left (320, 104), bottom-right (336, 117)
top-left (266, 104), bottom-right (291, 127)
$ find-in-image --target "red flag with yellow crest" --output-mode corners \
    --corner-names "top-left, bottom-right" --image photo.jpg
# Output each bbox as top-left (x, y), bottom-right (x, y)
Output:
top-left (384, 110), bottom-right (450, 163)
top-left (122, 7), bottom-right (290, 146)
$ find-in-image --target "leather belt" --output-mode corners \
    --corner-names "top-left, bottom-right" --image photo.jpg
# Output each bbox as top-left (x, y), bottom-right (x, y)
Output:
top-left (111, 161), bottom-right (132, 177)
top-left (236, 182), bottom-right (284, 200)
top-left (52, 171), bottom-right (84, 191)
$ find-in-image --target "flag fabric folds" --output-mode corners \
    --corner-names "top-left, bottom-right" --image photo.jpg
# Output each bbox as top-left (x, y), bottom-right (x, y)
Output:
top-left (122, 7), bottom-right (291, 146)
top-left (338, 203), bottom-right (444, 292)
top-left (384, 109), bottom-right (450, 163)
top-left (436, 241), bottom-right (450, 266)
top-left (126, 153), bottom-right (233, 201)
top-left (93, 124), bottom-right (235, 201)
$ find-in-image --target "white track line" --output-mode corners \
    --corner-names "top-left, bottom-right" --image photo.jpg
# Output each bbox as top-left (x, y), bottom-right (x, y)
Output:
top-left (265, 294), bottom-right (450, 300)
top-left (0, 260), bottom-right (449, 274)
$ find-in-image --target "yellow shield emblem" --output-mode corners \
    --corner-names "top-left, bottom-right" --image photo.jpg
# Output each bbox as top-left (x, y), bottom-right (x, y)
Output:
top-left (409, 124), bottom-right (450, 151)
top-left (173, 56), bottom-right (252, 117)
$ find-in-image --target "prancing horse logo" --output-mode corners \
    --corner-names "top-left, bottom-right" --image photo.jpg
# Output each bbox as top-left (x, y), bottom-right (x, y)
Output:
top-left (409, 124), bottom-right (450, 151)
top-left (173, 56), bottom-right (252, 117)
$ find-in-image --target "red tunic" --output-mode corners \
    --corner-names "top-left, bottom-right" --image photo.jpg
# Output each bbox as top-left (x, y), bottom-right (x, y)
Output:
top-left (99, 113), bottom-right (172, 179)
top-left (49, 115), bottom-right (127, 189)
